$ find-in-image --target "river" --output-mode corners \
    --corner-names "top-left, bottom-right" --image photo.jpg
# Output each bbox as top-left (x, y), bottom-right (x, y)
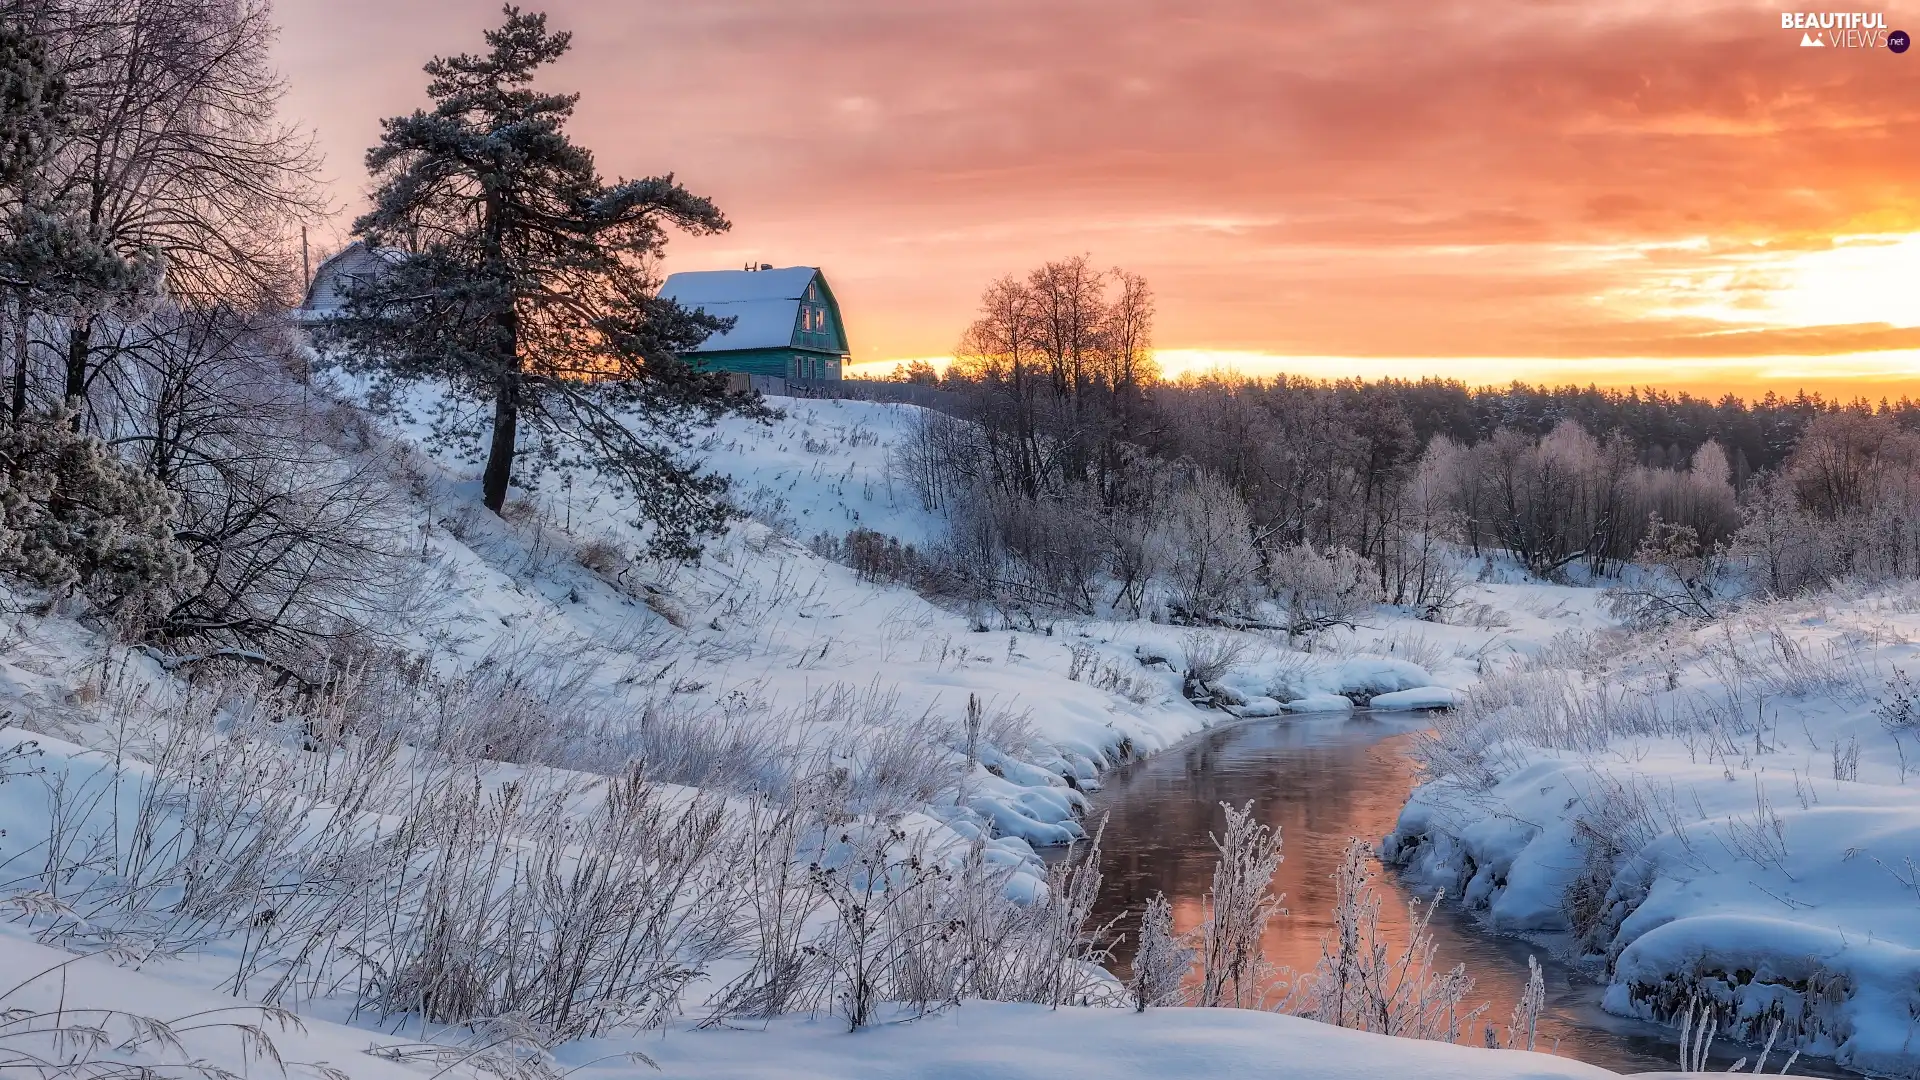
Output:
top-left (1068, 711), bottom-right (1861, 1077)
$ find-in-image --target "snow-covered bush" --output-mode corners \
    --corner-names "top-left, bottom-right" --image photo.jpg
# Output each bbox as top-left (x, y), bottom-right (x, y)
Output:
top-left (805, 819), bottom-right (1116, 1030)
top-left (942, 482), bottom-right (1108, 614)
top-left (1604, 518), bottom-right (1729, 627)
top-left (1266, 542), bottom-right (1379, 639)
top-left (0, 408), bottom-right (200, 627)
top-left (1877, 668), bottom-right (1918, 733)
top-left (1156, 469), bottom-right (1260, 622)
top-left (1191, 801), bottom-right (1283, 1008)
top-left (1277, 837), bottom-right (1485, 1044)
top-left (1180, 629), bottom-right (1249, 702)
top-left (1128, 893), bottom-right (1192, 1011)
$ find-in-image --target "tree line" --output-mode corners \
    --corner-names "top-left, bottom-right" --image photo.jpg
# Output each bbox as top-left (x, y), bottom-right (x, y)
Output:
top-left (873, 261), bottom-right (1920, 627)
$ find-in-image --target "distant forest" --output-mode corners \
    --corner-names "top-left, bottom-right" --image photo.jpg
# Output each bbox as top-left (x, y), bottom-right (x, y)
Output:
top-left (1324, 378), bottom-right (1920, 481)
top-left (894, 359), bottom-right (1920, 485)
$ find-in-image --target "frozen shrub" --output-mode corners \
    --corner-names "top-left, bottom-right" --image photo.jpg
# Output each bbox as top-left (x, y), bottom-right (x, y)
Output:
top-left (806, 823), bottom-right (958, 1030)
top-left (1192, 801), bottom-right (1284, 1008)
top-left (1266, 542), bottom-right (1380, 639)
top-left (1181, 630), bottom-right (1249, 701)
top-left (575, 536), bottom-right (628, 575)
top-left (1503, 956), bottom-right (1545, 1051)
top-left (1130, 892), bottom-right (1193, 1011)
top-left (1878, 668), bottom-right (1918, 733)
top-left (1278, 837), bottom-right (1486, 1043)
top-left (1605, 518), bottom-right (1729, 627)
top-left (811, 527), bottom-right (932, 587)
top-left (0, 408), bottom-right (201, 626)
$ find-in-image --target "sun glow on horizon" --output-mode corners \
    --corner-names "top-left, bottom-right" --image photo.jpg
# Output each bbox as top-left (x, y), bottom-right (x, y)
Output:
top-left (849, 348), bottom-right (1920, 401)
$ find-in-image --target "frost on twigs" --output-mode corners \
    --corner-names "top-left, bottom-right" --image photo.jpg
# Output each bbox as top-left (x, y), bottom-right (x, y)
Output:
top-left (1191, 801), bottom-right (1283, 1008)
top-left (1276, 837), bottom-right (1487, 1045)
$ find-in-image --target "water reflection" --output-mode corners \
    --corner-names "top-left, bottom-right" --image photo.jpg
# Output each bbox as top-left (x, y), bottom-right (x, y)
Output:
top-left (1067, 713), bottom-right (1860, 1077)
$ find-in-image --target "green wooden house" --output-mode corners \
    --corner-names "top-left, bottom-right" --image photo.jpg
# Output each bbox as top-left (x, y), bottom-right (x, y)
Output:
top-left (658, 265), bottom-right (849, 382)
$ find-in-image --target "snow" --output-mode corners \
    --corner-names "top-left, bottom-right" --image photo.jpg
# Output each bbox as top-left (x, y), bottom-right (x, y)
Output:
top-left (658, 267), bottom-right (818, 352)
top-left (0, 928), bottom-right (1629, 1080)
top-left (1283, 692), bottom-right (1355, 713)
top-left (660, 266), bottom-right (820, 305)
top-left (1367, 686), bottom-right (1459, 711)
top-left (620, 1000), bottom-right (1624, 1080)
top-left (0, 379), bottom-right (1833, 1079)
top-left (1386, 586), bottom-right (1920, 1076)
top-left (1336, 657), bottom-right (1435, 696)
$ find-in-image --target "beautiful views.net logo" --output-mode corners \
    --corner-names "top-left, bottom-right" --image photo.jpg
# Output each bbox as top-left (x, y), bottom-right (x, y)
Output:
top-left (1781, 11), bottom-right (1910, 50)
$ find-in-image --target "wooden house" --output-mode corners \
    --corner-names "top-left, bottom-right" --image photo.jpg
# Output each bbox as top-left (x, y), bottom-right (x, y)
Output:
top-left (657, 265), bottom-right (849, 382)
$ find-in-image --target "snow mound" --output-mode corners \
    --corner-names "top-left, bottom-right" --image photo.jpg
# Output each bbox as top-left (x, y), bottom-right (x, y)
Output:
top-left (642, 998), bottom-right (1624, 1080)
top-left (1367, 686), bottom-right (1458, 711)
top-left (1283, 693), bottom-right (1356, 713)
top-left (1335, 657), bottom-right (1433, 697)
top-left (1387, 588), bottom-right (1920, 1077)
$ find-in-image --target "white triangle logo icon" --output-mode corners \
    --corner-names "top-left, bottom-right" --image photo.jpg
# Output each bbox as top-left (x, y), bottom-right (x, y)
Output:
top-left (1801, 31), bottom-right (1825, 45)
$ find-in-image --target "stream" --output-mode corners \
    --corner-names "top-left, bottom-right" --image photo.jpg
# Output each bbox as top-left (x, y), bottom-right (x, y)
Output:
top-left (1067, 711), bottom-right (1861, 1077)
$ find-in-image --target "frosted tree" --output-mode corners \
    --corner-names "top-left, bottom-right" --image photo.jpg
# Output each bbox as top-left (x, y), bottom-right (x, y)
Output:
top-left (1156, 468), bottom-right (1260, 622)
top-left (1192, 801), bottom-right (1283, 1008)
top-left (1267, 542), bottom-right (1380, 640)
top-left (0, 406), bottom-right (201, 624)
top-left (0, 0), bottom-right (321, 416)
top-left (1129, 892), bottom-right (1193, 1011)
top-left (0, 15), bottom-right (161, 418)
top-left (325, 6), bottom-right (758, 556)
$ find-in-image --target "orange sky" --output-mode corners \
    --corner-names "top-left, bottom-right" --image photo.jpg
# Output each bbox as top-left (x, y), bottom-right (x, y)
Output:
top-left (274, 0), bottom-right (1920, 397)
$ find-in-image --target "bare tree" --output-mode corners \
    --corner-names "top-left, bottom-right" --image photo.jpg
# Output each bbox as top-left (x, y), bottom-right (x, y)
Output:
top-left (14, 0), bottom-right (324, 416)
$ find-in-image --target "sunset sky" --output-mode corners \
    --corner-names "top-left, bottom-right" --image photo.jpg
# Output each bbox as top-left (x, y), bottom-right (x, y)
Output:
top-left (275, 0), bottom-right (1920, 397)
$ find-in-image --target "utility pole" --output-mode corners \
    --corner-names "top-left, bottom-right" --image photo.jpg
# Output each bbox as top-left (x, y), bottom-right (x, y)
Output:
top-left (300, 225), bottom-right (311, 299)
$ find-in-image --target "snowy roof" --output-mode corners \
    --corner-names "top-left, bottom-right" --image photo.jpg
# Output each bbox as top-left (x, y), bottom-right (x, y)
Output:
top-left (658, 266), bottom-right (833, 353)
top-left (659, 266), bottom-right (817, 305)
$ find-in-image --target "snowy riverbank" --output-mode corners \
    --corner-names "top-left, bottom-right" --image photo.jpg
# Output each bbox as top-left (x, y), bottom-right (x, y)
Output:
top-left (1386, 586), bottom-right (1920, 1076)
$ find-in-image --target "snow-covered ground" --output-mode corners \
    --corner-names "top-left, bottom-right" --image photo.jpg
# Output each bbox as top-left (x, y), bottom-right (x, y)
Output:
top-left (1388, 586), bottom-right (1920, 1076)
top-left (0, 387), bottom-right (1843, 1079)
top-left (0, 930), bottom-right (1636, 1080)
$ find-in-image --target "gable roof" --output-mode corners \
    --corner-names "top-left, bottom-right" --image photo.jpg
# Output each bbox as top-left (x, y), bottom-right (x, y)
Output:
top-left (301, 241), bottom-right (407, 315)
top-left (659, 266), bottom-right (842, 354)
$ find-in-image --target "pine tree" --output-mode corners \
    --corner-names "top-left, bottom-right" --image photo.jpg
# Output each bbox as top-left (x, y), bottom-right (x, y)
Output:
top-left (324, 6), bottom-right (754, 557)
top-left (0, 406), bottom-right (201, 625)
